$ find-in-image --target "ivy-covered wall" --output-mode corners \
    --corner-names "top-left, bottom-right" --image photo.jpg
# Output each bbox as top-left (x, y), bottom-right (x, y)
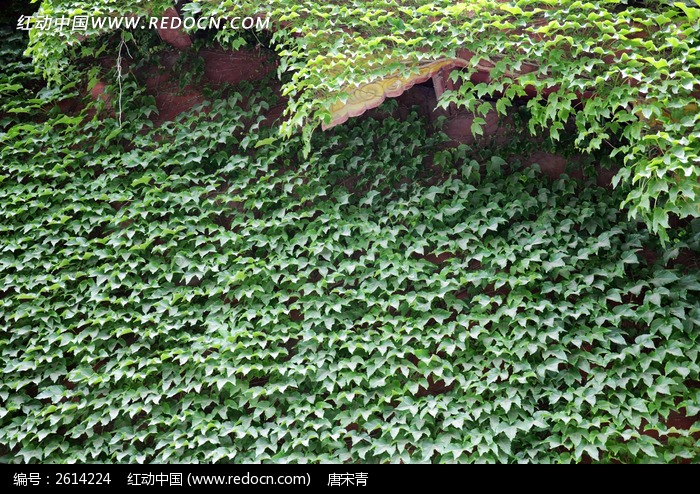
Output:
top-left (0, 11), bottom-right (700, 462)
top-left (2, 0), bottom-right (700, 463)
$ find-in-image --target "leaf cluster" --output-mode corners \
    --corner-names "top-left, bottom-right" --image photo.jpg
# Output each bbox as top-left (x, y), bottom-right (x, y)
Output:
top-left (2, 25), bottom-right (700, 462)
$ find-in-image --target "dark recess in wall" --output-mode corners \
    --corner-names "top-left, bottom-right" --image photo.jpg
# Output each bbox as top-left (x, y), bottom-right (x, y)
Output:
top-left (1, 0), bottom-right (36, 27)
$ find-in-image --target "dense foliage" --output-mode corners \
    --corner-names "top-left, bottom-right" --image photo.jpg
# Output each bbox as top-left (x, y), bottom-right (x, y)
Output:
top-left (2, 19), bottom-right (700, 462)
top-left (25, 0), bottom-right (700, 242)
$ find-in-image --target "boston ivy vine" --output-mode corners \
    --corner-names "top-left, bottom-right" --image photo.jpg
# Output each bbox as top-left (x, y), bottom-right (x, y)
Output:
top-left (23, 0), bottom-right (700, 242)
top-left (2, 20), bottom-right (700, 462)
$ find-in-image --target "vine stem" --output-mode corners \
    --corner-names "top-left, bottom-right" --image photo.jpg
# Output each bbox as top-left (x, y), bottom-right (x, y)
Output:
top-left (116, 33), bottom-right (132, 127)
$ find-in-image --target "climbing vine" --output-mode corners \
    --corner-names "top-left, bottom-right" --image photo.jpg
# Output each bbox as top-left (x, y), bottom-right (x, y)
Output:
top-left (21, 0), bottom-right (700, 239)
top-left (2, 17), bottom-right (700, 462)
